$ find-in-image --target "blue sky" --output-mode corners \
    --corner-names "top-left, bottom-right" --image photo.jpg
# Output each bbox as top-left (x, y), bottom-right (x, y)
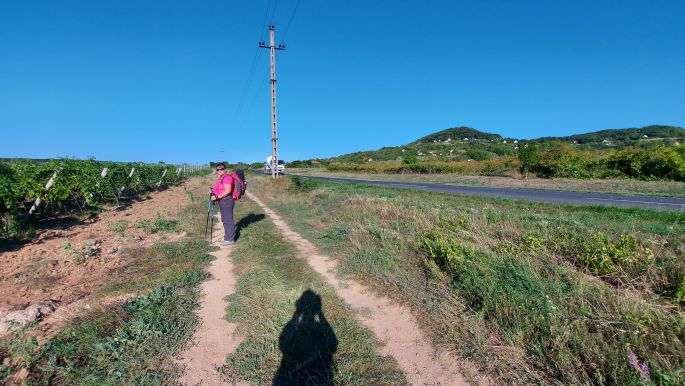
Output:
top-left (1, 1), bottom-right (684, 164)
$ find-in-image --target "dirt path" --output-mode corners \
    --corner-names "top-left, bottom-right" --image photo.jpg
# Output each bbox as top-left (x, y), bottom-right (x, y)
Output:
top-left (179, 223), bottom-right (245, 386)
top-left (247, 192), bottom-right (479, 386)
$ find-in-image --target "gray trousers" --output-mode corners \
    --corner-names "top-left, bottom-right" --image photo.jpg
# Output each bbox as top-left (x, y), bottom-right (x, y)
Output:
top-left (218, 198), bottom-right (235, 242)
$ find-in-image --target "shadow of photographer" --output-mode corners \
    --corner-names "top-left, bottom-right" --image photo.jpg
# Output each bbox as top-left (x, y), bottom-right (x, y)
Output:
top-left (273, 289), bottom-right (338, 386)
top-left (234, 213), bottom-right (265, 241)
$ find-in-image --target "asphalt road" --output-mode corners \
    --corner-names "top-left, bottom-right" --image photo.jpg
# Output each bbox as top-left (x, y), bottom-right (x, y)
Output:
top-left (294, 175), bottom-right (685, 212)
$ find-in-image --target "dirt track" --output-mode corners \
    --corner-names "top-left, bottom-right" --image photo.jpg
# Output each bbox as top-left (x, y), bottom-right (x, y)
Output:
top-left (247, 192), bottom-right (484, 386)
top-left (179, 224), bottom-right (245, 386)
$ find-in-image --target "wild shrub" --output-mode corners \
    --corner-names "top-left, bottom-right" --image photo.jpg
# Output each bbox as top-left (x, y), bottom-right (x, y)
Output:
top-left (578, 233), bottom-right (654, 275)
top-left (418, 231), bottom-right (475, 275)
top-left (289, 175), bottom-right (319, 191)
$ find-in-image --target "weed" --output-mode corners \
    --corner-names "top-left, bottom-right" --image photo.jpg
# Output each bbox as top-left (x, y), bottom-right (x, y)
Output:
top-left (578, 232), bottom-right (654, 275)
top-left (106, 220), bottom-right (128, 237)
top-left (289, 175), bottom-right (319, 191)
top-left (61, 240), bottom-right (101, 264)
top-left (136, 213), bottom-right (180, 234)
top-left (418, 231), bottom-right (475, 274)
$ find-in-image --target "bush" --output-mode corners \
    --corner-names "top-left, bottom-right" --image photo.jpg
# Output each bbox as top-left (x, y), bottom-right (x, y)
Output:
top-left (402, 155), bottom-right (419, 165)
top-left (289, 176), bottom-right (319, 191)
top-left (578, 233), bottom-right (654, 275)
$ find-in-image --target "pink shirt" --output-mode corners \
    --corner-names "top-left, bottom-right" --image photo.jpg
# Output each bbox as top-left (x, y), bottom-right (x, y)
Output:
top-left (213, 175), bottom-right (233, 197)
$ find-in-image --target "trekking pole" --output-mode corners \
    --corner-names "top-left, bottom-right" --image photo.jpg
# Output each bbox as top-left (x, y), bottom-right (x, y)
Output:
top-left (210, 199), bottom-right (215, 243)
top-left (204, 189), bottom-right (212, 240)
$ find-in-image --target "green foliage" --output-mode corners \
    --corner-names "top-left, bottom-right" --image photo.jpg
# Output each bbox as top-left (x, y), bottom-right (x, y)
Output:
top-left (0, 159), bottom-right (188, 239)
top-left (402, 154), bottom-right (419, 165)
top-left (319, 125), bottom-right (685, 182)
top-left (412, 126), bottom-right (502, 144)
top-left (551, 125), bottom-right (685, 145)
top-left (578, 233), bottom-right (654, 275)
top-left (418, 231), bottom-right (475, 274)
top-left (466, 149), bottom-right (491, 161)
top-left (518, 142), bottom-right (538, 176)
top-left (289, 175), bottom-right (320, 191)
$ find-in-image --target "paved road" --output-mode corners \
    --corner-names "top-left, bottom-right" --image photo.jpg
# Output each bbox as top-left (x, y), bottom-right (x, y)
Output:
top-left (294, 175), bottom-right (685, 212)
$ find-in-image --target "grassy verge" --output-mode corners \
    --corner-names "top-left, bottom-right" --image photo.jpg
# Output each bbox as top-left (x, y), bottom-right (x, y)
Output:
top-left (219, 197), bottom-right (407, 385)
top-left (0, 177), bottom-right (215, 385)
top-left (290, 168), bottom-right (685, 198)
top-left (251, 175), bottom-right (685, 385)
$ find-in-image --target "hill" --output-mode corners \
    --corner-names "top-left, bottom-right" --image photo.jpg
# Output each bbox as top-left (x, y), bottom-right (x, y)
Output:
top-left (322, 125), bottom-right (684, 164)
top-left (412, 127), bottom-right (502, 144)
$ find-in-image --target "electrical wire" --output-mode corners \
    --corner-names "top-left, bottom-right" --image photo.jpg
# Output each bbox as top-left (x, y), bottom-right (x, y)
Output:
top-left (281, 0), bottom-right (301, 44)
top-left (232, 0), bottom-right (274, 127)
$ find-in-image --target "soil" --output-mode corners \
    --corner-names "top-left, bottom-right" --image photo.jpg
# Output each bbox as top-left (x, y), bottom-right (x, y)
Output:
top-left (178, 225), bottom-right (246, 386)
top-left (247, 192), bottom-right (488, 386)
top-left (0, 179), bottom-right (202, 338)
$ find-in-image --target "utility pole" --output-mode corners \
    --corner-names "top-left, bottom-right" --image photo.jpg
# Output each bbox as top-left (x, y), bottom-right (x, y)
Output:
top-left (259, 25), bottom-right (285, 178)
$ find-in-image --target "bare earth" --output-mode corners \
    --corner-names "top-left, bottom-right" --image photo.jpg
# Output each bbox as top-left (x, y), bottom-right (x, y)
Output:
top-left (247, 192), bottom-right (486, 386)
top-left (179, 225), bottom-right (245, 386)
top-left (0, 180), bottom-right (200, 338)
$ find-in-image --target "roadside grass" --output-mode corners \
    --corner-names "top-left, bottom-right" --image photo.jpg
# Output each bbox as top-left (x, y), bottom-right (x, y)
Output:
top-left (219, 197), bottom-right (407, 385)
top-left (0, 177), bottom-right (215, 385)
top-left (291, 168), bottom-right (685, 198)
top-left (250, 175), bottom-right (685, 385)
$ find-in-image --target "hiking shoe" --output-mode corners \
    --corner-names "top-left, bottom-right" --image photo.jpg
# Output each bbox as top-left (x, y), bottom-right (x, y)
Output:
top-left (219, 240), bottom-right (235, 246)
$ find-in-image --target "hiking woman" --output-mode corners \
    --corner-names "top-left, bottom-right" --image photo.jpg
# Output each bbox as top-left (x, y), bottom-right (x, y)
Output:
top-left (211, 163), bottom-right (235, 246)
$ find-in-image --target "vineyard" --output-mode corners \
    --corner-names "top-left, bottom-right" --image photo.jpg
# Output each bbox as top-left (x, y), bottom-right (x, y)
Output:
top-left (0, 159), bottom-right (209, 238)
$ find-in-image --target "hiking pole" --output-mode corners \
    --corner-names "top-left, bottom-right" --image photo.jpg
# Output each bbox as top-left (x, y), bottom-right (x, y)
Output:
top-left (210, 199), bottom-right (215, 243)
top-left (204, 189), bottom-right (212, 240)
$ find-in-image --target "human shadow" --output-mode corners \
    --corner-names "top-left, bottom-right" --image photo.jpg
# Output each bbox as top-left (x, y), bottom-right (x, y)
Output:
top-left (273, 289), bottom-right (338, 386)
top-left (234, 213), bottom-right (265, 241)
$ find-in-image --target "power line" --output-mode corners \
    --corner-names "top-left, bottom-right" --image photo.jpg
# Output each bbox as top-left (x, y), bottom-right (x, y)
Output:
top-left (270, 0), bottom-right (279, 24)
top-left (232, 0), bottom-right (274, 128)
top-left (238, 71), bottom-right (269, 130)
top-left (281, 0), bottom-right (301, 44)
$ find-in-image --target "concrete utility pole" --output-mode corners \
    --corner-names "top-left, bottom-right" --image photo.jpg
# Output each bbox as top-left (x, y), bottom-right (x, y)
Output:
top-left (259, 25), bottom-right (285, 178)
